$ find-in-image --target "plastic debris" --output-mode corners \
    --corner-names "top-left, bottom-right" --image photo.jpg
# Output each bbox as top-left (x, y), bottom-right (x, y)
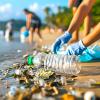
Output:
top-left (84, 91), bottom-right (96, 100)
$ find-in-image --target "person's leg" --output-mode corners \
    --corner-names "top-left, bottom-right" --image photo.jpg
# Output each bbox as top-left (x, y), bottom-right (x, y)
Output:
top-left (35, 23), bottom-right (43, 41)
top-left (36, 28), bottom-right (42, 39)
top-left (9, 31), bottom-right (13, 40)
top-left (83, 12), bottom-right (91, 37)
top-left (29, 27), bottom-right (34, 44)
top-left (68, 7), bottom-right (79, 44)
top-left (35, 27), bottom-right (43, 43)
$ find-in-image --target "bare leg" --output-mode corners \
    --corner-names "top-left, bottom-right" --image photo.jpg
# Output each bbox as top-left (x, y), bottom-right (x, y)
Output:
top-left (68, 7), bottom-right (79, 44)
top-left (29, 27), bottom-right (34, 44)
top-left (67, 0), bottom-right (94, 34)
top-left (83, 12), bottom-right (91, 37)
top-left (35, 28), bottom-right (43, 42)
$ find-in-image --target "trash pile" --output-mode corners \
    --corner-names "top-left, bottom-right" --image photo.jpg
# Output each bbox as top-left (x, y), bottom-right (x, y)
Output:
top-left (0, 46), bottom-right (99, 100)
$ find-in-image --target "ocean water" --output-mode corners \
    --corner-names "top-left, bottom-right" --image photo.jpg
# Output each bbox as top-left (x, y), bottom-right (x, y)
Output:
top-left (0, 31), bottom-right (34, 67)
top-left (0, 31), bottom-right (37, 97)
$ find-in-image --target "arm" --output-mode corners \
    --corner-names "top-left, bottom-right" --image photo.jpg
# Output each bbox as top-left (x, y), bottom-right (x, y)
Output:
top-left (67, 0), bottom-right (95, 33)
top-left (83, 23), bottom-right (100, 47)
top-left (26, 14), bottom-right (32, 30)
top-left (51, 0), bottom-right (96, 53)
top-left (63, 23), bottom-right (100, 55)
top-left (68, 0), bottom-right (74, 8)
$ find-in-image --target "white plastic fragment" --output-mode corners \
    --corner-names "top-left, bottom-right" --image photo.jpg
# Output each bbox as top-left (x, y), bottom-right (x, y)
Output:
top-left (84, 91), bottom-right (96, 100)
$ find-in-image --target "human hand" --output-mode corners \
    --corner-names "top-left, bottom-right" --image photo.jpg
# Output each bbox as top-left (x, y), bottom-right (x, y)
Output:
top-left (65, 40), bottom-right (87, 55)
top-left (52, 31), bottom-right (72, 53)
top-left (23, 30), bottom-right (29, 37)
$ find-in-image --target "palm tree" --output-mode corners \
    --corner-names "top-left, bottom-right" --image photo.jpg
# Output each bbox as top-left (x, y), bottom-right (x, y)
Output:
top-left (44, 7), bottom-right (51, 16)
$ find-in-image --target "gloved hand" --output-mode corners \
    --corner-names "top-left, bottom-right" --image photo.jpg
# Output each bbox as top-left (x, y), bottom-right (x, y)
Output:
top-left (52, 31), bottom-right (72, 53)
top-left (23, 30), bottom-right (29, 37)
top-left (65, 40), bottom-right (87, 55)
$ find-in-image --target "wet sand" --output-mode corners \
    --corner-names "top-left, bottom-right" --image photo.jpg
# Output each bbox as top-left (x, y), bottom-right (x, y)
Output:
top-left (77, 62), bottom-right (100, 96)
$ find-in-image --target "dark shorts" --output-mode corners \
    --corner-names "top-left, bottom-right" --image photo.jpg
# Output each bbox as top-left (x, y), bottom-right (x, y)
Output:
top-left (74, 0), bottom-right (83, 7)
top-left (31, 21), bottom-right (41, 30)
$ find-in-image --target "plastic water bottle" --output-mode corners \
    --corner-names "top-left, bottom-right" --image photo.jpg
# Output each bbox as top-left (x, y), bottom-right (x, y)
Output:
top-left (44, 54), bottom-right (81, 76)
top-left (27, 53), bottom-right (81, 76)
top-left (27, 53), bottom-right (45, 66)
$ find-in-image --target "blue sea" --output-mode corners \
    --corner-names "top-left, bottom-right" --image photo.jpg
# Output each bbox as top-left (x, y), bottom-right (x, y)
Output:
top-left (0, 31), bottom-right (35, 68)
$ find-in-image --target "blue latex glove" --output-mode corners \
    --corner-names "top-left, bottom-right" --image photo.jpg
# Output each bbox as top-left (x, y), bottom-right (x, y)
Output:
top-left (65, 40), bottom-right (87, 55)
top-left (22, 30), bottom-right (29, 37)
top-left (52, 31), bottom-right (72, 53)
top-left (79, 46), bottom-right (100, 62)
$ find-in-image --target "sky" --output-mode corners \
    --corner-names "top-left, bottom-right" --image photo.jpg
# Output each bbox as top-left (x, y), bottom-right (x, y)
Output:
top-left (0, 0), bottom-right (68, 21)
